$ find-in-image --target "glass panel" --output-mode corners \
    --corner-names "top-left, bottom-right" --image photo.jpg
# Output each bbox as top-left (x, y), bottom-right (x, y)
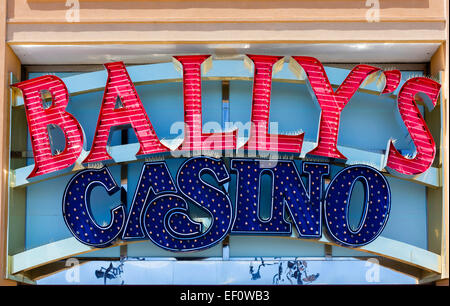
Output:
top-left (37, 257), bottom-right (416, 285)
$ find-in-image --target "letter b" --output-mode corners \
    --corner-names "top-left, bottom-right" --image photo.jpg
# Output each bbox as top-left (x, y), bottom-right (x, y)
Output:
top-left (12, 75), bottom-right (84, 178)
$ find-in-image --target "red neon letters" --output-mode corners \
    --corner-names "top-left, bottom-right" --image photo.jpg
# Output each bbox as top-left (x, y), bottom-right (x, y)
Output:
top-left (244, 55), bottom-right (304, 153)
top-left (386, 77), bottom-right (441, 176)
top-left (13, 56), bottom-right (440, 179)
top-left (83, 62), bottom-right (169, 163)
top-left (292, 56), bottom-right (380, 160)
top-left (381, 70), bottom-right (402, 95)
top-left (12, 75), bottom-right (84, 178)
top-left (174, 55), bottom-right (237, 151)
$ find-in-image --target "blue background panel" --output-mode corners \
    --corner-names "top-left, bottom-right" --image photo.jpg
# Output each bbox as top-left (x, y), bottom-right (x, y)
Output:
top-left (229, 236), bottom-right (324, 257)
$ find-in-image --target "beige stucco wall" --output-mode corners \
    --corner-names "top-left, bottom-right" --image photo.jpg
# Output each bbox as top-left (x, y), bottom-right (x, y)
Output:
top-left (4, 0), bottom-right (449, 44)
top-left (1, 0), bottom-right (22, 286)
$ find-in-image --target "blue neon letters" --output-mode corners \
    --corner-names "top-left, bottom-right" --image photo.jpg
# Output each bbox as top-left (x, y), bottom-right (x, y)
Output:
top-left (62, 168), bottom-right (126, 247)
top-left (231, 160), bottom-right (329, 238)
top-left (63, 157), bottom-right (391, 251)
top-left (324, 165), bottom-right (391, 247)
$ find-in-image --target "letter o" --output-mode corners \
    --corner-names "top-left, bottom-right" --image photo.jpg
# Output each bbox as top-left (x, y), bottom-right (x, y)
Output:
top-left (324, 165), bottom-right (391, 247)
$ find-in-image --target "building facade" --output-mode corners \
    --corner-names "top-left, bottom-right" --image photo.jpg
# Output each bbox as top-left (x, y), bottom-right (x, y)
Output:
top-left (0, 0), bottom-right (448, 285)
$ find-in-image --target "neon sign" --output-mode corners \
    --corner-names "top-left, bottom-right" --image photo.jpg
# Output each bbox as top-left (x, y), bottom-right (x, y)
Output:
top-left (62, 157), bottom-right (390, 250)
top-left (11, 54), bottom-right (440, 252)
